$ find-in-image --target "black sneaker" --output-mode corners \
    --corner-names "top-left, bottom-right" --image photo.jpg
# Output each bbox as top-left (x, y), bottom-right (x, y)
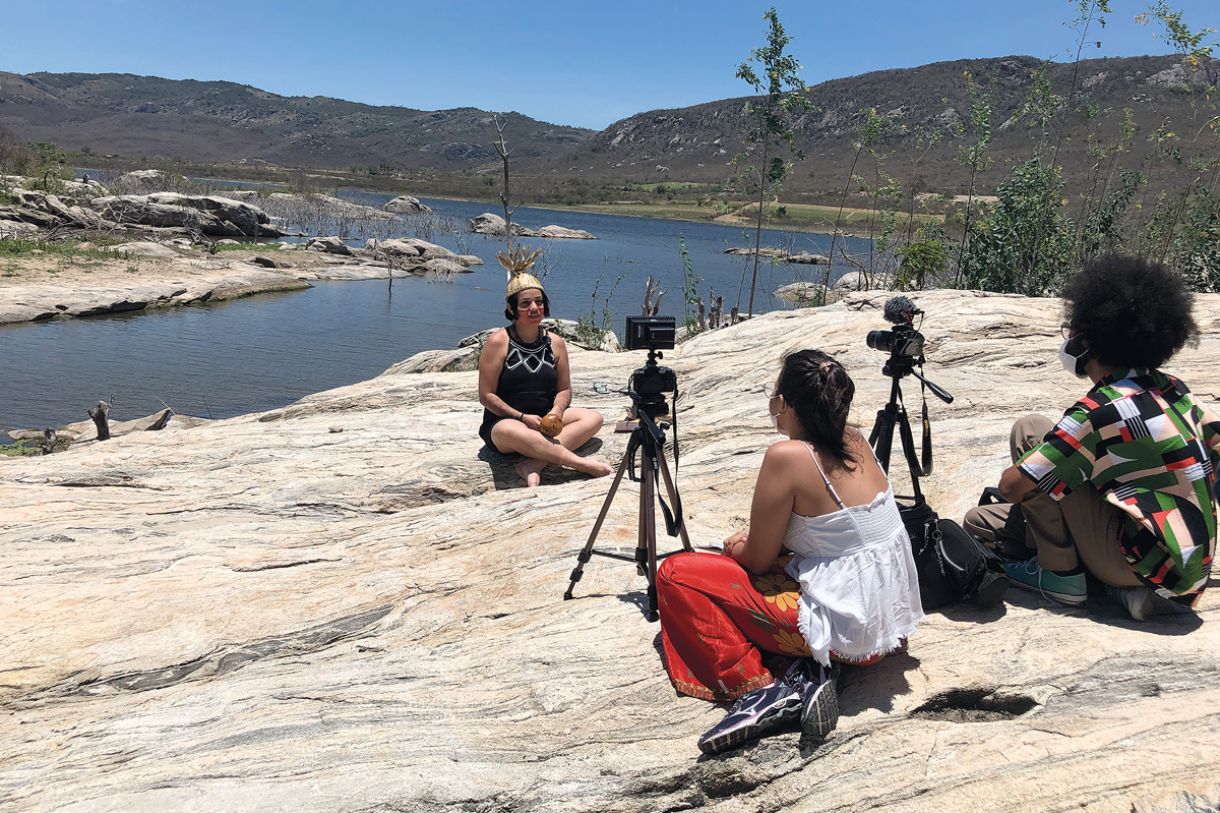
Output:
top-left (800, 663), bottom-right (840, 742)
top-left (697, 679), bottom-right (802, 755)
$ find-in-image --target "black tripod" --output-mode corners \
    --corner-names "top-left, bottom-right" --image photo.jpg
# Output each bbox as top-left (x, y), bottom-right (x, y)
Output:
top-left (868, 353), bottom-right (954, 505)
top-left (564, 394), bottom-right (691, 621)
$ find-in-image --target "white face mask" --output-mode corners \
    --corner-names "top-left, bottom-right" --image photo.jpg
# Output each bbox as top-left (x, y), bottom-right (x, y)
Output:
top-left (1059, 337), bottom-right (1089, 378)
top-left (768, 397), bottom-right (786, 433)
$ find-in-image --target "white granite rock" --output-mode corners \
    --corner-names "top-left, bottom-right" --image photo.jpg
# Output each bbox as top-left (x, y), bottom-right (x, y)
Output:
top-left (1, 290), bottom-right (1218, 812)
top-left (305, 235), bottom-right (355, 256)
top-left (383, 194), bottom-right (432, 214)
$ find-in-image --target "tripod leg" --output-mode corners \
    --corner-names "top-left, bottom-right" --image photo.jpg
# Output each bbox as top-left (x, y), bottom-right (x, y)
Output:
top-left (872, 406), bottom-right (897, 474)
top-left (895, 406), bottom-right (925, 503)
top-left (641, 461), bottom-right (660, 623)
top-left (656, 450), bottom-right (692, 551)
top-left (564, 453), bottom-right (630, 600)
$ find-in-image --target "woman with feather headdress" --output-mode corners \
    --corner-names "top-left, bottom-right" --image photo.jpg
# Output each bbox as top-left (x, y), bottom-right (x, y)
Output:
top-left (477, 245), bottom-right (613, 486)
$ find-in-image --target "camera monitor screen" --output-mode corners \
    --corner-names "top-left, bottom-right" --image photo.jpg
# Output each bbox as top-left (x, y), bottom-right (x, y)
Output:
top-left (625, 316), bottom-right (677, 350)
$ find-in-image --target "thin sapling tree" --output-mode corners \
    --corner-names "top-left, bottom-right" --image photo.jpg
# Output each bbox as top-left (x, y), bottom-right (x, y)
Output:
top-left (735, 7), bottom-right (811, 318)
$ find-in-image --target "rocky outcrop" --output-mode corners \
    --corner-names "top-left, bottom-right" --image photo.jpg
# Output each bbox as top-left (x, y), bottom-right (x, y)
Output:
top-left (6, 188), bottom-right (111, 230)
top-left (8, 409), bottom-right (212, 445)
top-left (0, 265), bottom-right (313, 323)
top-left (775, 272), bottom-right (899, 306)
top-left (363, 238), bottom-right (482, 274)
top-left (775, 281), bottom-right (829, 305)
top-left (305, 235), bottom-right (355, 256)
top-left (113, 168), bottom-right (171, 189)
top-left (470, 211), bottom-right (596, 239)
top-left (726, 247), bottom-right (829, 264)
top-left (382, 194), bottom-right (432, 214)
top-left (104, 241), bottom-right (182, 259)
top-left (89, 193), bottom-right (286, 238)
top-left (1, 290), bottom-right (1218, 811)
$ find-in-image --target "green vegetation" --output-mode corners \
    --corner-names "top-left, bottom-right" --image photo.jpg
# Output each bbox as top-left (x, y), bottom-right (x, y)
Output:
top-left (0, 440), bottom-right (42, 457)
top-left (0, 238), bottom-right (116, 261)
top-left (575, 274), bottom-right (624, 347)
top-left (211, 241), bottom-right (284, 252)
top-left (732, 6), bottom-right (811, 317)
top-left (679, 237), bottom-right (701, 333)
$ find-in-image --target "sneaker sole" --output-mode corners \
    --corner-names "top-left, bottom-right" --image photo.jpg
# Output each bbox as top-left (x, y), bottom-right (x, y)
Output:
top-left (800, 679), bottom-right (839, 742)
top-left (698, 703), bottom-right (801, 756)
top-left (1005, 578), bottom-right (1086, 606)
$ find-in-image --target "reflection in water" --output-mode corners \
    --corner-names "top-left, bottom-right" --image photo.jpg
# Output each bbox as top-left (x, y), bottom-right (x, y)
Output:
top-left (0, 194), bottom-right (869, 434)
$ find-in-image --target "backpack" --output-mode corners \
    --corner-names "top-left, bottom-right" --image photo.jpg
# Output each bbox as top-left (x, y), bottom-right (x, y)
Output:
top-left (900, 499), bottom-right (1008, 611)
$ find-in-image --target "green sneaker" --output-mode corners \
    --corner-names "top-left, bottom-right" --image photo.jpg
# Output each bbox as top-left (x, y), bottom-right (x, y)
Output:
top-left (1003, 557), bottom-right (1086, 606)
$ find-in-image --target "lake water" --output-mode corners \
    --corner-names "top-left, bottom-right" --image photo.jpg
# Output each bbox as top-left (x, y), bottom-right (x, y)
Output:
top-left (0, 192), bottom-right (868, 435)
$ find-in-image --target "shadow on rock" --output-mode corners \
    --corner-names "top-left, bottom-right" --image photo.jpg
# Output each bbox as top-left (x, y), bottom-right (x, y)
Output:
top-left (937, 597), bottom-right (1010, 624)
top-left (477, 438), bottom-right (607, 490)
top-left (838, 651), bottom-right (921, 716)
top-left (996, 583), bottom-right (1203, 635)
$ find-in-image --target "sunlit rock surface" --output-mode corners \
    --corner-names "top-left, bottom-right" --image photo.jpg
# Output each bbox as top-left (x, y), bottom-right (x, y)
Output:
top-left (2, 290), bottom-right (1218, 812)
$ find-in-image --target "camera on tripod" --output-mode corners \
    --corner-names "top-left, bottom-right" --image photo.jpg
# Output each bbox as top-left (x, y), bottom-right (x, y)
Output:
top-left (564, 314), bottom-right (690, 621)
top-left (866, 295), bottom-right (926, 359)
top-left (625, 316), bottom-right (678, 421)
top-left (865, 296), bottom-right (1008, 610)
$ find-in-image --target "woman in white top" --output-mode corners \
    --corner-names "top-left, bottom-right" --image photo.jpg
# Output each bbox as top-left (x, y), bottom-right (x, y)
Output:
top-left (656, 349), bottom-right (923, 755)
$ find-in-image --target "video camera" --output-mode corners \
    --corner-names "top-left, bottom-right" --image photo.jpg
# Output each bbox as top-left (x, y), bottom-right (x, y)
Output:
top-left (866, 295), bottom-right (925, 359)
top-left (625, 316), bottom-right (677, 420)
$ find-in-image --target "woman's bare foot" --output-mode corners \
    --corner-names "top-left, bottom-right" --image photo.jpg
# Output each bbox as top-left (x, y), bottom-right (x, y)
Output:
top-left (515, 459), bottom-right (545, 487)
top-left (577, 457), bottom-right (614, 478)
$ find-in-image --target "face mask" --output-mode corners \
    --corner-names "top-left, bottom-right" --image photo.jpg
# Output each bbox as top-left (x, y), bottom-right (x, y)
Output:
top-left (768, 397), bottom-right (785, 433)
top-left (1059, 337), bottom-right (1090, 378)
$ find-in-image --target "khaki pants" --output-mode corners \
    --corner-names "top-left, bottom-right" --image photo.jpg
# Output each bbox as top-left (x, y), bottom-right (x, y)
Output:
top-left (963, 414), bottom-right (1141, 588)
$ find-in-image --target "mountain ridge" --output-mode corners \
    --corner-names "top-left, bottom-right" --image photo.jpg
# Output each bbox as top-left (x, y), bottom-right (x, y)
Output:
top-left (1, 54), bottom-right (1216, 196)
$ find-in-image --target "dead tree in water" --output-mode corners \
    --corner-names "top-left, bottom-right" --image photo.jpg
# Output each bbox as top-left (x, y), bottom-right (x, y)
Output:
top-left (88, 400), bottom-right (111, 441)
top-left (147, 409), bottom-right (173, 431)
top-left (492, 114), bottom-right (516, 252)
top-left (642, 276), bottom-right (665, 315)
top-left (708, 289), bottom-right (725, 329)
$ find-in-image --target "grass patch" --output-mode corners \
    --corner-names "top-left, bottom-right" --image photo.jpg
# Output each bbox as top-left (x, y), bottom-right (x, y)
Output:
top-left (626, 181), bottom-right (717, 193)
top-left (543, 199), bottom-right (944, 237)
top-left (0, 440), bottom-right (41, 457)
top-left (731, 201), bottom-right (944, 232)
top-left (211, 241), bottom-right (283, 252)
top-left (0, 238), bottom-right (116, 261)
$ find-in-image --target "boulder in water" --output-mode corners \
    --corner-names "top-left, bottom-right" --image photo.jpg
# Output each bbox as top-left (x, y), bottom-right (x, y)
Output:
top-left (305, 236), bottom-right (354, 256)
top-left (382, 195), bottom-right (432, 214)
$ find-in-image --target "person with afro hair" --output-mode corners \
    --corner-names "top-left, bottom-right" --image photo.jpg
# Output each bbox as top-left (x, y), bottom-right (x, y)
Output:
top-left (965, 253), bottom-right (1219, 620)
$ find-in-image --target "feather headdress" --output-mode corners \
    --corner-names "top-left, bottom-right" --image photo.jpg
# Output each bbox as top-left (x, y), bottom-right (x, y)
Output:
top-left (498, 244), bottom-right (546, 300)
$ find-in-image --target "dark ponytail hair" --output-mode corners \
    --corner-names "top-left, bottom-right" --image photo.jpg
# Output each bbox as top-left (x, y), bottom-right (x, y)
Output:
top-left (776, 349), bottom-right (857, 466)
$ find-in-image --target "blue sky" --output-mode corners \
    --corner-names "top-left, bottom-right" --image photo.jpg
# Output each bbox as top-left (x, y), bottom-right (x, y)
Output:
top-left (2, 0), bottom-right (1216, 129)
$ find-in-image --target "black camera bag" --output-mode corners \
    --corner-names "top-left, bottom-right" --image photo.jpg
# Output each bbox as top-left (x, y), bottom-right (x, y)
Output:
top-left (900, 501), bottom-right (1007, 610)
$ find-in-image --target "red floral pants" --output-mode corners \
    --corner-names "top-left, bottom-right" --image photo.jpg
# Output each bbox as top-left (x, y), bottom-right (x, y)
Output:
top-left (656, 551), bottom-right (882, 702)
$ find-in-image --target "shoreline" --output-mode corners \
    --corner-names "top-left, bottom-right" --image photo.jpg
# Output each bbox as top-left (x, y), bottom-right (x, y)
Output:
top-left (0, 247), bottom-right (416, 327)
top-left (399, 191), bottom-right (895, 240)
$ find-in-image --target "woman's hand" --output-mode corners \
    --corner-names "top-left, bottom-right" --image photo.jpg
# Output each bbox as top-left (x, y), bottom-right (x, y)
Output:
top-left (519, 413), bottom-right (544, 432)
top-left (722, 530), bottom-right (748, 558)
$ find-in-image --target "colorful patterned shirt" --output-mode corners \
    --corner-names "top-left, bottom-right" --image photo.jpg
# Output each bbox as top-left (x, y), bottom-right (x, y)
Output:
top-left (1017, 370), bottom-right (1220, 603)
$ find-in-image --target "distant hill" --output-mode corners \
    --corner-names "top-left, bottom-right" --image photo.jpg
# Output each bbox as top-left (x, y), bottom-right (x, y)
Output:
top-left (546, 54), bottom-right (1219, 197)
top-left (0, 72), bottom-right (593, 171)
top-left (0, 56), bottom-right (1215, 197)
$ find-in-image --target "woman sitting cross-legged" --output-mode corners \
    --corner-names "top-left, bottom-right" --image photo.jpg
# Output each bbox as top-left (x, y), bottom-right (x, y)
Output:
top-left (656, 349), bottom-right (924, 756)
top-left (477, 246), bottom-right (614, 487)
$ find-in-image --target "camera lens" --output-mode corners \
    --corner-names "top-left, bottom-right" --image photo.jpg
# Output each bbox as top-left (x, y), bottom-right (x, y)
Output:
top-left (866, 330), bottom-right (893, 353)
